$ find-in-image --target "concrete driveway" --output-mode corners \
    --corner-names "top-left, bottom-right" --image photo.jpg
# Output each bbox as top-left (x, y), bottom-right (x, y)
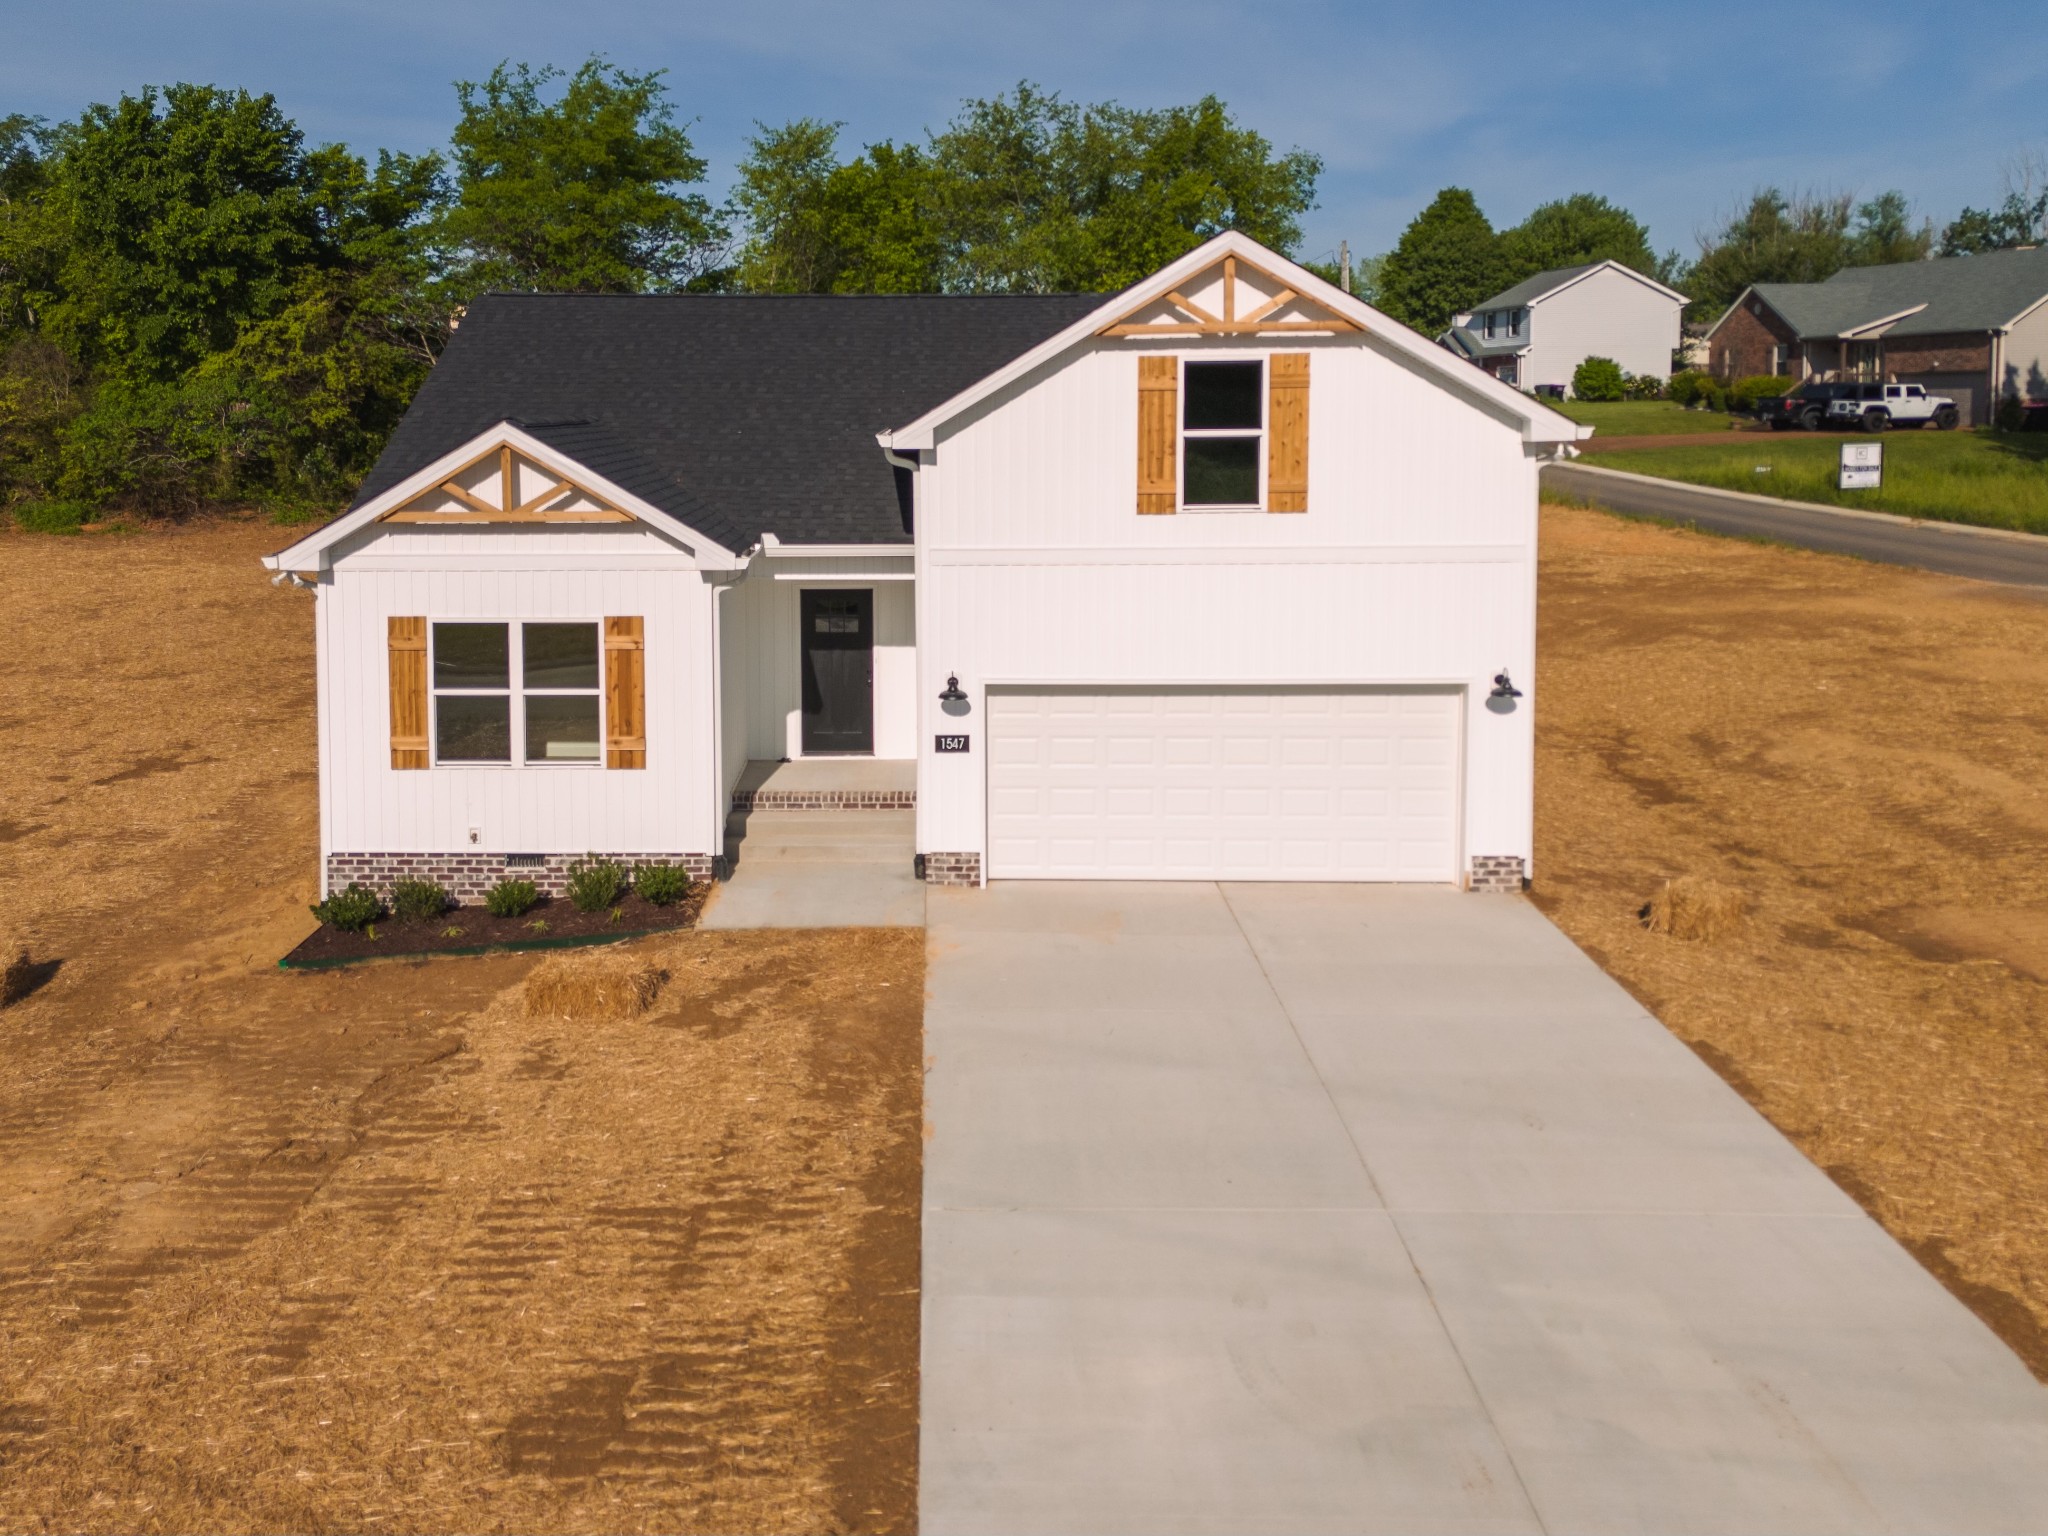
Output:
top-left (921, 882), bottom-right (2048, 1534)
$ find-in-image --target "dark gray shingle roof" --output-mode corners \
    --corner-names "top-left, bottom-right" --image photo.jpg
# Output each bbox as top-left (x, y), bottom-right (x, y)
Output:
top-left (351, 291), bottom-right (1106, 550)
top-left (1747, 245), bottom-right (2048, 339)
top-left (1468, 262), bottom-right (1604, 313)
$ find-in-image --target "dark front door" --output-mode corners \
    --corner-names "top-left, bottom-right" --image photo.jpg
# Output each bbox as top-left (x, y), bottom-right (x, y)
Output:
top-left (801, 589), bottom-right (874, 754)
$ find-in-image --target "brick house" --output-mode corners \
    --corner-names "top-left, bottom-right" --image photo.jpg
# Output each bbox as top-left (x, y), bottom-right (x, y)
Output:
top-left (1704, 246), bottom-right (2048, 425)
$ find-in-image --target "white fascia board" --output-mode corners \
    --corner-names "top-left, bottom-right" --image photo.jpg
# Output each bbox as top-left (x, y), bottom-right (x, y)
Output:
top-left (260, 421), bottom-right (745, 572)
top-left (1837, 303), bottom-right (1930, 339)
top-left (1530, 259), bottom-right (1690, 309)
top-left (877, 229), bottom-right (1582, 448)
top-left (758, 534), bottom-right (914, 559)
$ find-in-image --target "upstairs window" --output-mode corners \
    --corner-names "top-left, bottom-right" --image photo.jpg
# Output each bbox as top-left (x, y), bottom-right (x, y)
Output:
top-left (1182, 360), bottom-right (1263, 508)
top-left (1483, 310), bottom-right (1497, 339)
top-left (431, 621), bottom-right (602, 765)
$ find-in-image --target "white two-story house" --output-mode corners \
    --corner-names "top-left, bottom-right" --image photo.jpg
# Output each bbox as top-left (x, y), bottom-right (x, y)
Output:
top-left (1442, 260), bottom-right (1687, 393)
top-left (263, 232), bottom-right (1585, 897)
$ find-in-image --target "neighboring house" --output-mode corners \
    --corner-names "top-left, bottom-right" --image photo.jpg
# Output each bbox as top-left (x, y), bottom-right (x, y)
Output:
top-left (1704, 245), bottom-right (2048, 425)
top-left (264, 232), bottom-right (1584, 896)
top-left (1441, 261), bottom-right (1688, 393)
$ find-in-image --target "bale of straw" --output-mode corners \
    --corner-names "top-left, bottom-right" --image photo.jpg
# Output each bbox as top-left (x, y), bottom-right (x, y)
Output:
top-left (1642, 876), bottom-right (1748, 941)
top-left (1, 934), bottom-right (33, 1007)
top-left (523, 947), bottom-right (666, 1021)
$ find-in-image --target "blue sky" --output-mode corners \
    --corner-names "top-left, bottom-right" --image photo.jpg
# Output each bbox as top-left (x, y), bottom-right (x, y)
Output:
top-left (4, 1), bottom-right (2043, 265)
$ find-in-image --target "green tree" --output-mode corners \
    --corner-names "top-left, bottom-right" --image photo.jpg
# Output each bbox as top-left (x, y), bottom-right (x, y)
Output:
top-left (1940, 189), bottom-right (2048, 255)
top-left (1686, 188), bottom-right (1928, 321)
top-left (1497, 193), bottom-right (1665, 283)
top-left (1847, 191), bottom-right (1933, 266)
top-left (439, 58), bottom-right (724, 295)
top-left (731, 85), bottom-right (1320, 295)
top-left (730, 120), bottom-right (939, 293)
top-left (1375, 188), bottom-right (1505, 335)
top-left (0, 83), bottom-right (448, 518)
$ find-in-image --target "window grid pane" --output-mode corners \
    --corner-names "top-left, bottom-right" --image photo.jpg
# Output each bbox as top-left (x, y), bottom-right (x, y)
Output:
top-left (436, 695), bottom-right (511, 762)
top-left (433, 623), bottom-right (508, 689)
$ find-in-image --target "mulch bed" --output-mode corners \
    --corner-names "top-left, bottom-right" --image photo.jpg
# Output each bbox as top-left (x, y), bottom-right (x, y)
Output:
top-left (283, 886), bottom-right (710, 968)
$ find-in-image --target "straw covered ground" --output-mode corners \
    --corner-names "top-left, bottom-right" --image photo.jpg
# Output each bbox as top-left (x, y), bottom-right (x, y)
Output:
top-left (0, 521), bottom-right (923, 1533)
top-left (1534, 503), bottom-right (2048, 1379)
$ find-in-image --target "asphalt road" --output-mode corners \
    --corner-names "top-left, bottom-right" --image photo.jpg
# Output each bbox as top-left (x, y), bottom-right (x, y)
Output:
top-left (1544, 460), bottom-right (2048, 589)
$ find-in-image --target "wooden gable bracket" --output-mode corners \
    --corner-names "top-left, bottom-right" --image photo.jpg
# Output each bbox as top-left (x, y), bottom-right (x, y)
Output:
top-left (381, 442), bottom-right (636, 525)
top-left (1098, 253), bottom-right (1365, 338)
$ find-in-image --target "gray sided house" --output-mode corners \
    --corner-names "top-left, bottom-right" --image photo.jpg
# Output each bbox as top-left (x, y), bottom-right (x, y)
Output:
top-left (1441, 261), bottom-right (1688, 395)
top-left (1705, 245), bottom-right (2048, 425)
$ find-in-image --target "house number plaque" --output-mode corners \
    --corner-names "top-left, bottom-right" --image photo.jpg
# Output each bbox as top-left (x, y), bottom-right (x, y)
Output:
top-left (934, 734), bottom-right (971, 753)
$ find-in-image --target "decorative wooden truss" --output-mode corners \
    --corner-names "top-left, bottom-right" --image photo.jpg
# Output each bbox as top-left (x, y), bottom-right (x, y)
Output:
top-left (381, 442), bottom-right (634, 524)
top-left (1098, 253), bottom-right (1363, 338)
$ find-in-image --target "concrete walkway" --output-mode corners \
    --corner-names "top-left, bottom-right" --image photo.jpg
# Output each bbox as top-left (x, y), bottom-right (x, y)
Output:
top-left (697, 809), bottom-right (922, 929)
top-left (921, 882), bottom-right (2048, 1534)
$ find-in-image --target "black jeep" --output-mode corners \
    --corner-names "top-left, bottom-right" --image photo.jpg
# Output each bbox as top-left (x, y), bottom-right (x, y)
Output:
top-left (1757, 381), bottom-right (1862, 430)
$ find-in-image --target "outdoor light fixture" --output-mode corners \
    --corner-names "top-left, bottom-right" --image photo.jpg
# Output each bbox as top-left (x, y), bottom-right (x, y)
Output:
top-left (939, 674), bottom-right (967, 703)
top-left (1489, 670), bottom-right (1522, 701)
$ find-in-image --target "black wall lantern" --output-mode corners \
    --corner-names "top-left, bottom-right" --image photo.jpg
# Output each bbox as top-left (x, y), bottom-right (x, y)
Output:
top-left (1485, 669), bottom-right (1522, 714)
top-left (939, 673), bottom-right (967, 704)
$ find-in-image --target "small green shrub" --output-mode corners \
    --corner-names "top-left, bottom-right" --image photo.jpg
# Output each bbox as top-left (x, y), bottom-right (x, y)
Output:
top-left (311, 883), bottom-right (383, 933)
top-left (391, 878), bottom-right (450, 922)
top-left (1669, 371), bottom-right (1722, 408)
top-left (1571, 356), bottom-right (1626, 402)
top-left (635, 862), bottom-right (694, 907)
top-left (484, 877), bottom-right (540, 918)
top-left (12, 500), bottom-right (91, 534)
top-left (1622, 372), bottom-right (1666, 401)
top-left (1729, 374), bottom-right (1795, 412)
top-left (1996, 392), bottom-right (2026, 432)
top-left (565, 855), bottom-right (629, 913)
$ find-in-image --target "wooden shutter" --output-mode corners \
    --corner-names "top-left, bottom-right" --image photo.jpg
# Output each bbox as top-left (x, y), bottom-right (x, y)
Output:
top-left (1136, 355), bottom-right (1178, 514)
top-left (388, 617), bottom-right (429, 769)
top-left (1267, 353), bottom-right (1309, 513)
top-left (604, 616), bottom-right (646, 769)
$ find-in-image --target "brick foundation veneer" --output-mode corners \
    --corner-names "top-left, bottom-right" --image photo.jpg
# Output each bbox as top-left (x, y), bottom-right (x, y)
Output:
top-left (732, 788), bottom-right (916, 811)
top-left (326, 852), bottom-right (716, 902)
top-left (921, 852), bottom-right (981, 887)
top-left (1468, 855), bottom-right (1526, 893)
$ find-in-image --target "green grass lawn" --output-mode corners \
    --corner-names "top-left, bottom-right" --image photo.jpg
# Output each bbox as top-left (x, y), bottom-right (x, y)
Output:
top-left (1592, 429), bottom-right (2048, 533)
top-left (1551, 400), bottom-right (1749, 436)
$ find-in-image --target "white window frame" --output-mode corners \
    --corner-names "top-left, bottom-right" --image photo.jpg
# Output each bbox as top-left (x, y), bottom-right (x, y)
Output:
top-left (1179, 354), bottom-right (1267, 514)
top-left (1483, 310), bottom-right (1497, 339)
top-left (428, 618), bottom-right (605, 769)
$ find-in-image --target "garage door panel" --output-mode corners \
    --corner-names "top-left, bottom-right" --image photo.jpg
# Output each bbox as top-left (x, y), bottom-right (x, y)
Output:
top-left (987, 687), bottom-right (1460, 882)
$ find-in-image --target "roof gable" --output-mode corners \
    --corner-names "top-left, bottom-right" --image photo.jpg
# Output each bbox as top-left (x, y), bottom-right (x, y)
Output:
top-left (264, 421), bottom-right (740, 572)
top-left (884, 231), bottom-right (1584, 451)
top-left (1468, 260), bottom-right (1688, 314)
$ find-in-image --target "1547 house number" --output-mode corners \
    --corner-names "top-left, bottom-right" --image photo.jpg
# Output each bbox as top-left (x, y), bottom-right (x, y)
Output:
top-left (934, 734), bottom-right (970, 753)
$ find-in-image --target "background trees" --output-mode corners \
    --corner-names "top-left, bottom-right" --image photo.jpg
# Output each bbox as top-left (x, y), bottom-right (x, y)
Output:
top-left (731, 85), bottom-right (1320, 295)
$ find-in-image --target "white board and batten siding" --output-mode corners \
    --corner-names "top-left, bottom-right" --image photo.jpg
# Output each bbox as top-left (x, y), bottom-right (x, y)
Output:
top-left (317, 523), bottom-right (721, 870)
top-left (915, 330), bottom-right (1539, 882)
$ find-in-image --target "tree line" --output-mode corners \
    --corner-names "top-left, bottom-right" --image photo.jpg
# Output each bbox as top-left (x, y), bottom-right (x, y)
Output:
top-left (1, 60), bottom-right (2036, 527)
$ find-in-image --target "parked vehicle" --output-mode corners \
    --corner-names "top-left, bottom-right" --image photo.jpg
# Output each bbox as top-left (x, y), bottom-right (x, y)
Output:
top-left (1824, 381), bottom-right (1960, 431)
top-left (1758, 381), bottom-right (1864, 430)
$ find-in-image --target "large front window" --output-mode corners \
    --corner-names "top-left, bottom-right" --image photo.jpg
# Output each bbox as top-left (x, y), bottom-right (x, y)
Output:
top-left (1182, 360), bottom-right (1263, 508)
top-left (432, 621), bottom-right (601, 765)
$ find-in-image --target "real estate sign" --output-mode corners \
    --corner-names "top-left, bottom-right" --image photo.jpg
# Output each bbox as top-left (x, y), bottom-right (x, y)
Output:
top-left (1840, 442), bottom-right (1883, 490)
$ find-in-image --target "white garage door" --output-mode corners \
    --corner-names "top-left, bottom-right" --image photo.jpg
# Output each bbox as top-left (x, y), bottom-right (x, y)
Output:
top-left (986, 687), bottom-right (1461, 881)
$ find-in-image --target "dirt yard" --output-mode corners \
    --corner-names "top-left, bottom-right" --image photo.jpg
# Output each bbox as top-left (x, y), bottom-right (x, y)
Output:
top-left (0, 523), bottom-right (923, 1533)
top-left (6, 509), bottom-right (2048, 1526)
top-left (1535, 504), bottom-right (2048, 1379)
